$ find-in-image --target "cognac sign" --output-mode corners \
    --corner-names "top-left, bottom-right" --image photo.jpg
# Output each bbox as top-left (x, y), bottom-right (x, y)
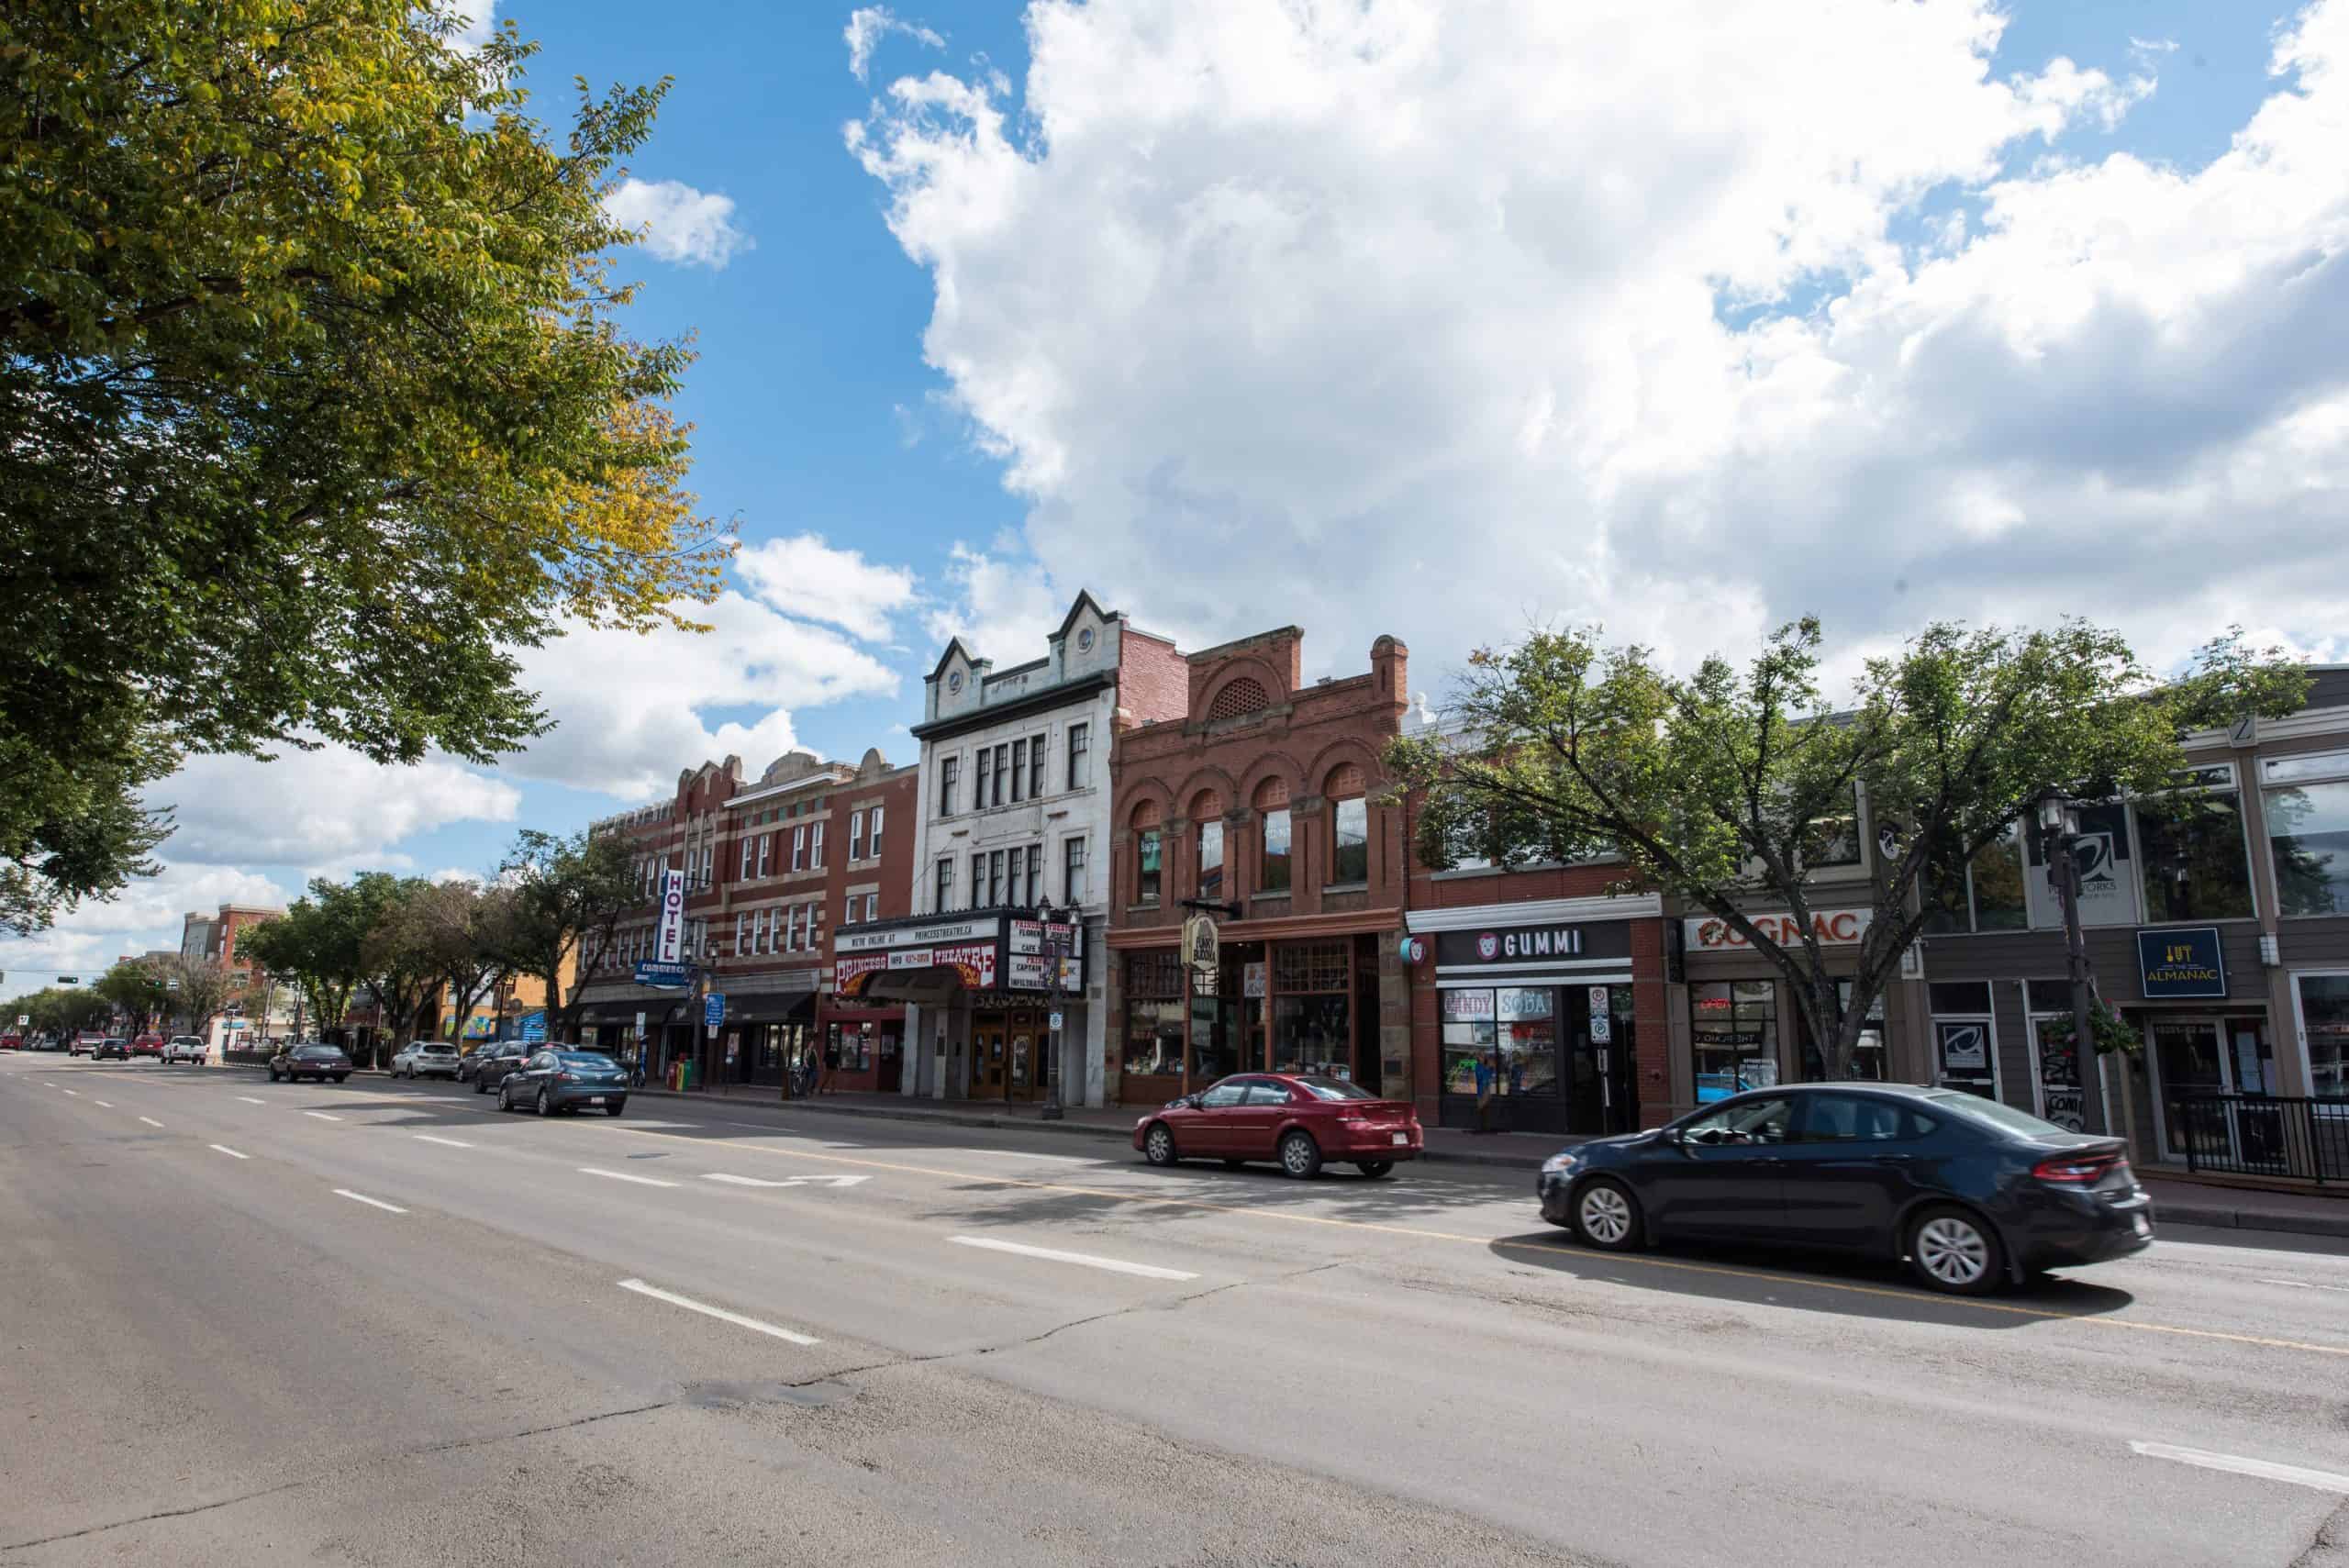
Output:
top-left (1682, 908), bottom-right (1873, 951)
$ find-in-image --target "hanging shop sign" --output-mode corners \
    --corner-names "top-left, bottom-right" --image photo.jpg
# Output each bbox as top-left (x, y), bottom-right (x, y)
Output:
top-left (835, 953), bottom-right (891, 995)
top-left (836, 915), bottom-right (1001, 954)
top-left (2137, 925), bottom-right (2227, 999)
top-left (1682, 908), bottom-right (1872, 951)
top-left (634, 960), bottom-right (693, 989)
top-left (653, 868), bottom-right (688, 964)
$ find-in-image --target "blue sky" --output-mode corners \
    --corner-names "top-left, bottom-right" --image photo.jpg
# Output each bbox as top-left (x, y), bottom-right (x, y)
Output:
top-left (10, 0), bottom-right (2348, 984)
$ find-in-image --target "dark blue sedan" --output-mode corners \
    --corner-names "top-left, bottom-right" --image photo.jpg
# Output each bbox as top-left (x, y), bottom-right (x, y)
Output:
top-left (1538, 1083), bottom-right (2153, 1295)
top-left (498, 1049), bottom-right (629, 1117)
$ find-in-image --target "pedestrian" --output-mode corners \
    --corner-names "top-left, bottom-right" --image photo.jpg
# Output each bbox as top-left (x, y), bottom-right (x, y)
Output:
top-left (818, 1040), bottom-right (837, 1095)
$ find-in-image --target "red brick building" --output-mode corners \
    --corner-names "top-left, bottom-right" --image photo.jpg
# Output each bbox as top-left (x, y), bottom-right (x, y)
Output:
top-left (1105, 628), bottom-right (1414, 1106)
top-left (1396, 713), bottom-right (1670, 1136)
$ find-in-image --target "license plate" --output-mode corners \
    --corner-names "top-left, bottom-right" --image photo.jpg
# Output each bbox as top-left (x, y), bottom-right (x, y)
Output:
top-left (1391, 1132), bottom-right (1408, 1146)
top-left (587, 1096), bottom-right (605, 1106)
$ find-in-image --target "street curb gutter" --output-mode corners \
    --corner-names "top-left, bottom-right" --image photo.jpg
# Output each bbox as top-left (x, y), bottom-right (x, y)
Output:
top-left (2153, 1201), bottom-right (2349, 1240)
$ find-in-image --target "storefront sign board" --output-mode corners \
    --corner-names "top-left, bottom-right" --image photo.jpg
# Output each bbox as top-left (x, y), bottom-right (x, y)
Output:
top-left (1435, 919), bottom-right (1633, 968)
top-left (1682, 908), bottom-right (1872, 951)
top-left (2136, 925), bottom-right (2227, 999)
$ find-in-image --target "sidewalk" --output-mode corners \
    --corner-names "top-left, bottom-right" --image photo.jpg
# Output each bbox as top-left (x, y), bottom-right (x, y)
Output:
top-left (2140, 1174), bottom-right (2349, 1240)
top-left (629, 1082), bottom-right (1565, 1171)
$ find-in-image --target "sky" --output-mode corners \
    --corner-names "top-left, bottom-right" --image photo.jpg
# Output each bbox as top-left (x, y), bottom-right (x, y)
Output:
top-left (8, 0), bottom-right (2349, 988)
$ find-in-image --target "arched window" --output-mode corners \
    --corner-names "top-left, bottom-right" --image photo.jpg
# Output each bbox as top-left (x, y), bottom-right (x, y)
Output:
top-left (1327, 762), bottom-right (1369, 886)
top-left (1254, 777), bottom-right (1292, 894)
top-left (1192, 791), bottom-right (1225, 903)
top-left (1132, 801), bottom-right (1163, 906)
top-left (1208, 678), bottom-right (1270, 723)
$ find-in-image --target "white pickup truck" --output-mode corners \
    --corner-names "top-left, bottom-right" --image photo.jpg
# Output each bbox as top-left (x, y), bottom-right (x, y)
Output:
top-left (161, 1035), bottom-right (209, 1065)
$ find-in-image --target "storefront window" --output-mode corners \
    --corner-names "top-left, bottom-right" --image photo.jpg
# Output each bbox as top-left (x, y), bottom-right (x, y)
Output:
top-left (1273, 995), bottom-right (1352, 1077)
top-left (1799, 981), bottom-right (1887, 1082)
top-left (1330, 797), bottom-right (1368, 884)
top-left (1262, 808), bottom-right (1292, 892)
top-left (2266, 773), bottom-right (2349, 917)
top-left (2135, 788), bottom-right (2254, 921)
top-left (1441, 989), bottom-right (1495, 1096)
top-left (2299, 974), bottom-right (2349, 1098)
top-left (1690, 980), bottom-right (1777, 1102)
top-left (1497, 987), bottom-right (1557, 1097)
top-left (1121, 951), bottom-right (1184, 1079)
top-left (1927, 981), bottom-right (1995, 1098)
top-left (1923, 829), bottom-right (2028, 934)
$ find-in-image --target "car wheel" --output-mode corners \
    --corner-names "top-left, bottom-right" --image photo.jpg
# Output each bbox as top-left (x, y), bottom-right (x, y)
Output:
top-left (498, 1084), bottom-right (513, 1112)
top-left (1277, 1130), bottom-right (1322, 1180)
top-left (1907, 1206), bottom-right (2005, 1296)
top-left (536, 1087), bottom-right (553, 1118)
top-left (1572, 1177), bottom-right (1644, 1251)
top-left (606, 1102), bottom-right (625, 1118)
top-left (473, 1077), bottom-right (486, 1094)
top-left (334, 1073), bottom-right (348, 1084)
top-left (1355, 1161), bottom-right (1395, 1179)
top-left (1142, 1122), bottom-right (1178, 1167)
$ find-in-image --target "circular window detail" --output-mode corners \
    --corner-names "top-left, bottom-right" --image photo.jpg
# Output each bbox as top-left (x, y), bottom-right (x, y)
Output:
top-left (1077, 627), bottom-right (1095, 652)
top-left (948, 671), bottom-right (964, 694)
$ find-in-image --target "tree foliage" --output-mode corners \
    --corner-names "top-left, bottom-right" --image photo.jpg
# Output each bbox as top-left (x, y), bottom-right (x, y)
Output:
top-left (500, 828), bottom-right (639, 1042)
top-left (6, 984), bottom-right (110, 1036)
top-left (0, 0), bottom-right (732, 932)
top-left (94, 960), bottom-right (167, 1033)
top-left (155, 952), bottom-right (248, 1038)
top-left (404, 877), bottom-right (524, 1041)
top-left (1389, 619), bottom-right (2307, 1079)
top-left (242, 879), bottom-right (369, 1031)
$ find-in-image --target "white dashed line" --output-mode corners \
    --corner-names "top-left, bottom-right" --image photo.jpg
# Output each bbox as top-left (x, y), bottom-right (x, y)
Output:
top-left (413, 1134), bottom-right (474, 1150)
top-left (93, 1099), bottom-right (114, 1108)
top-left (699, 1173), bottom-right (869, 1190)
top-left (139, 1117), bottom-right (163, 1129)
top-left (578, 1166), bottom-right (679, 1188)
top-left (617, 1279), bottom-right (819, 1345)
top-left (236, 1096), bottom-right (266, 1105)
top-left (2132, 1441), bottom-right (2349, 1496)
top-left (2257, 1278), bottom-right (2349, 1294)
top-left (333, 1189), bottom-right (408, 1215)
top-left (947, 1235), bottom-right (1199, 1281)
top-left (304, 1111), bottom-right (344, 1122)
top-left (61, 1089), bottom-right (78, 1096)
top-left (208, 1144), bottom-right (250, 1161)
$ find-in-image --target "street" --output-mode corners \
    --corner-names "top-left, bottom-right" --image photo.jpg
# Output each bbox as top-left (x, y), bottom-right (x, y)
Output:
top-left (4, 1054), bottom-right (2347, 1567)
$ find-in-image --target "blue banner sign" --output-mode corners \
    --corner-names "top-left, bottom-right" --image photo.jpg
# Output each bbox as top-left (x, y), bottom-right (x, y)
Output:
top-left (634, 961), bottom-right (693, 989)
top-left (2137, 925), bottom-right (2227, 999)
top-left (518, 1009), bottom-right (547, 1043)
top-left (704, 993), bottom-right (727, 1029)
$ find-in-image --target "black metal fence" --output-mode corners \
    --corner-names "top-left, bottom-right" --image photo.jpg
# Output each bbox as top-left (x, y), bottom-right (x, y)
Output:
top-left (2162, 1094), bottom-right (2349, 1184)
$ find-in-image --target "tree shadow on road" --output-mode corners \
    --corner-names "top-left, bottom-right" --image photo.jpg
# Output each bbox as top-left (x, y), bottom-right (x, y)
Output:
top-left (1485, 1229), bottom-right (2137, 1329)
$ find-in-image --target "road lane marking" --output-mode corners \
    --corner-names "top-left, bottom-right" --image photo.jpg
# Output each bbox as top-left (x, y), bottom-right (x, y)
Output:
top-left (61, 1089), bottom-right (78, 1096)
top-left (605, 1124), bottom-right (2349, 1362)
top-left (955, 1149), bottom-right (1097, 1165)
top-left (304, 1111), bottom-right (344, 1122)
top-left (139, 1117), bottom-right (163, 1129)
top-left (414, 1134), bottom-right (474, 1150)
top-left (332, 1189), bottom-right (409, 1215)
top-left (579, 1166), bottom-right (679, 1188)
top-left (2131, 1441), bottom-right (2349, 1496)
top-left (700, 1173), bottom-right (868, 1190)
top-left (948, 1235), bottom-right (1198, 1281)
top-left (236, 1096), bottom-right (266, 1105)
top-left (2258, 1277), bottom-right (2349, 1294)
top-left (208, 1145), bottom-right (250, 1160)
top-left (93, 1100), bottom-right (113, 1108)
top-left (616, 1279), bottom-right (818, 1345)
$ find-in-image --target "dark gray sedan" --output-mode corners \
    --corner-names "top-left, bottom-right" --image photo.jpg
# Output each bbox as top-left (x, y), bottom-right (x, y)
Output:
top-left (497, 1050), bottom-right (629, 1117)
top-left (268, 1043), bottom-right (351, 1083)
top-left (467, 1042), bottom-right (532, 1093)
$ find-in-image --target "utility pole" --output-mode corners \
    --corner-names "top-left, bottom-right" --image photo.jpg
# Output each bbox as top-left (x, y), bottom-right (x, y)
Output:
top-left (2037, 789), bottom-right (2107, 1136)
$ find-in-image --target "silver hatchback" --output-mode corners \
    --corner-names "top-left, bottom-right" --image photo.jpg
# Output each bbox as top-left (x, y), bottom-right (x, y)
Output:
top-left (391, 1040), bottom-right (462, 1080)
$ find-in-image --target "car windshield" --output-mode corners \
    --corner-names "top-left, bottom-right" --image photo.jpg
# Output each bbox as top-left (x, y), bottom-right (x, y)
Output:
top-left (1922, 1091), bottom-right (2076, 1140)
top-left (1294, 1076), bottom-right (1377, 1101)
top-left (558, 1052), bottom-right (616, 1069)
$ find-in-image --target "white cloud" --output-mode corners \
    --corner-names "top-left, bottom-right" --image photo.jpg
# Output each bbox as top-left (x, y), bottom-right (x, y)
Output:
top-left (736, 533), bottom-right (918, 641)
top-left (604, 178), bottom-right (752, 270)
top-left (504, 592), bottom-right (900, 797)
top-left (849, 0), bottom-right (2349, 692)
top-left (151, 748), bottom-right (520, 869)
top-left (847, 6), bottom-right (946, 83)
top-left (0, 862), bottom-right (295, 989)
top-left (919, 543), bottom-right (1070, 666)
top-left (448, 0), bottom-right (497, 51)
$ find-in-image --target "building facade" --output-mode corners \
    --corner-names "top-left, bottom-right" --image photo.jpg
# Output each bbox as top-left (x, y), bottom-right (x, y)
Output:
top-left (179, 902), bottom-right (290, 1052)
top-left (1106, 628), bottom-right (1414, 1106)
top-left (892, 592), bottom-right (1188, 1105)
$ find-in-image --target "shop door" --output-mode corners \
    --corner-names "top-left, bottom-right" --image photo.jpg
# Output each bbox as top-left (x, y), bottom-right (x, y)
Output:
top-left (1006, 1018), bottom-right (1043, 1102)
top-left (976, 1024), bottom-right (1005, 1095)
top-left (2152, 1016), bottom-right (2278, 1168)
top-left (877, 1031), bottom-right (902, 1094)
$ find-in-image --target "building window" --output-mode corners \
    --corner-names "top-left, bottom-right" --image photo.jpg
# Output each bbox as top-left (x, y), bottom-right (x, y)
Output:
top-left (1921, 827), bottom-right (2027, 934)
top-left (758, 835), bottom-right (771, 878)
top-left (869, 805), bottom-right (885, 860)
top-left (841, 895), bottom-right (854, 928)
top-left (1067, 723), bottom-right (1090, 790)
top-left (1011, 740), bottom-right (1028, 802)
top-left (1690, 980), bottom-right (1777, 1101)
top-left (1330, 797), bottom-right (1368, 885)
top-left (1006, 845), bottom-right (1025, 906)
top-left (2135, 779), bottom-right (2254, 921)
top-left (1029, 736), bottom-right (1047, 797)
top-left (975, 748), bottom-right (993, 809)
top-left (2264, 751), bottom-right (2349, 916)
top-left (1064, 837), bottom-right (1088, 904)
top-left (1799, 982), bottom-right (1887, 1083)
top-left (740, 838), bottom-right (753, 880)
top-left (792, 826), bottom-right (807, 872)
top-left (752, 909), bottom-right (767, 954)
top-left (1137, 829), bottom-right (1162, 905)
top-left (2295, 974), bottom-right (2349, 1097)
top-left (936, 859), bottom-right (954, 913)
top-left (1121, 951), bottom-right (1185, 1081)
top-left (848, 809), bottom-right (864, 862)
top-left (1927, 981), bottom-right (1997, 1099)
top-left (864, 892), bottom-right (878, 923)
top-left (990, 848), bottom-right (1007, 906)
top-left (940, 755), bottom-right (959, 817)
top-left (1255, 776), bottom-right (1292, 892)
top-left (1801, 786), bottom-right (1864, 869)
top-left (993, 743), bottom-right (1009, 806)
top-left (1272, 940), bottom-right (1352, 1078)
top-left (1025, 844), bottom-right (1042, 908)
top-left (735, 913), bottom-right (746, 955)
top-left (969, 853), bottom-right (985, 908)
top-left (811, 820), bottom-right (825, 869)
top-left (1197, 818), bottom-right (1224, 904)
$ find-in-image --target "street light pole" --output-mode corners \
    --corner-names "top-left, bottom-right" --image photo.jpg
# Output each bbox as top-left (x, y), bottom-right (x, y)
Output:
top-left (2037, 789), bottom-right (2108, 1137)
top-left (1039, 902), bottom-right (1068, 1120)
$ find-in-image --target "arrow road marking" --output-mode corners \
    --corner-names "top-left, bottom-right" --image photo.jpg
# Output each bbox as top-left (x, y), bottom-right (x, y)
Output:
top-left (948, 1235), bottom-right (1198, 1282)
top-left (698, 1173), bottom-right (871, 1190)
top-left (617, 1279), bottom-right (818, 1346)
top-left (578, 1166), bottom-right (678, 1188)
top-left (2132, 1441), bottom-right (2349, 1496)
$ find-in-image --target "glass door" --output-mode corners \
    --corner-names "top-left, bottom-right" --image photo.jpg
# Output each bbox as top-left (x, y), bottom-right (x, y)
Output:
top-left (2145, 1017), bottom-right (2281, 1166)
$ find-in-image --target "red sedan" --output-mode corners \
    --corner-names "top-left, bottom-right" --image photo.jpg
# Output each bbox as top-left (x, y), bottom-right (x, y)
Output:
top-left (130, 1033), bottom-right (166, 1059)
top-left (1133, 1073), bottom-right (1423, 1178)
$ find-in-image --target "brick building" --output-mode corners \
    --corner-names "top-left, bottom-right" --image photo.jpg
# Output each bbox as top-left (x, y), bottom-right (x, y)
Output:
top-left (1104, 628), bottom-right (1414, 1106)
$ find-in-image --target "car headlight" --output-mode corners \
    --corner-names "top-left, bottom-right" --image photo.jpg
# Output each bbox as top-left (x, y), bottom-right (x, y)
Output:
top-left (1541, 1151), bottom-right (1583, 1175)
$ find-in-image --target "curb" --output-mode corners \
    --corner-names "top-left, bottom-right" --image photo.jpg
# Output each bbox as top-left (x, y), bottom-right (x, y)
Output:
top-left (2153, 1200), bottom-right (2349, 1240)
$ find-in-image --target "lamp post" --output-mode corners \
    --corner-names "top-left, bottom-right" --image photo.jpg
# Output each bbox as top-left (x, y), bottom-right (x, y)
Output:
top-left (2035, 788), bottom-right (2108, 1136)
top-left (1038, 903), bottom-right (1069, 1120)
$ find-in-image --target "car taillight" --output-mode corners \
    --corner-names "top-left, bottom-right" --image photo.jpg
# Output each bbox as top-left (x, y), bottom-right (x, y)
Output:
top-left (556, 1071), bottom-right (578, 1083)
top-left (2032, 1152), bottom-right (2118, 1184)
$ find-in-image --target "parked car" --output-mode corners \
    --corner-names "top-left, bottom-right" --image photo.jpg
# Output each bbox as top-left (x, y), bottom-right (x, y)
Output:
top-left (91, 1037), bottom-right (131, 1062)
top-left (1537, 1083), bottom-right (2154, 1296)
top-left (468, 1042), bottom-right (533, 1094)
top-left (497, 1049), bottom-right (629, 1117)
top-left (1132, 1073), bottom-right (1423, 1178)
top-left (69, 1032), bottom-right (105, 1056)
top-left (0, 1031), bottom-right (21, 1051)
top-left (130, 1033), bottom-right (166, 1059)
top-left (162, 1035), bottom-right (209, 1065)
top-left (268, 1042), bottom-right (352, 1084)
top-left (391, 1040), bottom-right (462, 1080)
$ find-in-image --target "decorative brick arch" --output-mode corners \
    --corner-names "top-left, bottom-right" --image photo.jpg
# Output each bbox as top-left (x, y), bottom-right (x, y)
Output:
top-left (1201, 654), bottom-right (1289, 722)
top-left (1238, 752), bottom-right (1302, 812)
top-left (1305, 737), bottom-right (1385, 798)
top-left (1177, 763), bottom-right (1240, 821)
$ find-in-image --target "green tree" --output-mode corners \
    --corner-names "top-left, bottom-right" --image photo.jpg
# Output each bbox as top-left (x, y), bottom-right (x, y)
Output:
top-left (500, 828), bottom-right (640, 1043)
top-left (406, 878), bottom-right (523, 1042)
top-left (1389, 619), bottom-right (2306, 1081)
top-left (351, 873), bottom-right (439, 1050)
top-left (156, 953), bottom-right (247, 1040)
top-left (242, 879), bottom-right (370, 1036)
top-left (9, 984), bottom-right (109, 1037)
top-left (0, 0), bottom-right (732, 934)
top-left (94, 961), bottom-right (168, 1034)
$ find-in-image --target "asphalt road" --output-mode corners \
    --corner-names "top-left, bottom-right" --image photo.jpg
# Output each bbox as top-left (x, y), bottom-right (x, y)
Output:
top-left (5, 1054), bottom-right (2347, 1567)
